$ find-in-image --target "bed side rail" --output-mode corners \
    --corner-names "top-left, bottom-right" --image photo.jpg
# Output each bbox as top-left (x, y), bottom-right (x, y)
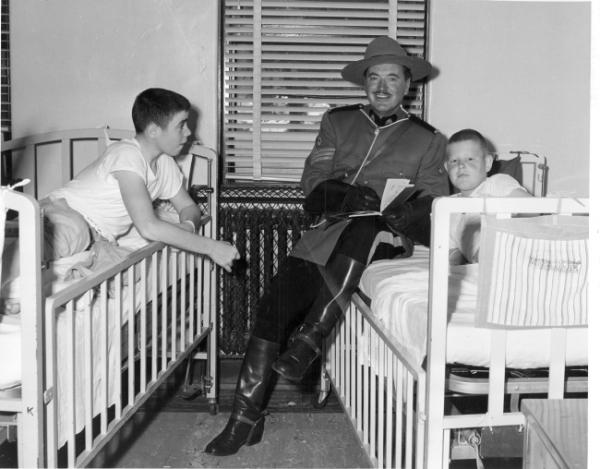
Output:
top-left (326, 293), bottom-right (427, 469)
top-left (1, 128), bottom-right (134, 198)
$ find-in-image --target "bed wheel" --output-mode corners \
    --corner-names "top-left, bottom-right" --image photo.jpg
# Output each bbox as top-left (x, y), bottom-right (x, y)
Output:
top-left (209, 400), bottom-right (219, 415)
top-left (312, 387), bottom-right (331, 408)
top-left (179, 383), bottom-right (205, 401)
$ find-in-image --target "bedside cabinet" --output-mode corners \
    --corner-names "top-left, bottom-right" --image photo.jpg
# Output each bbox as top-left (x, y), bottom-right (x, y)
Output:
top-left (521, 399), bottom-right (587, 469)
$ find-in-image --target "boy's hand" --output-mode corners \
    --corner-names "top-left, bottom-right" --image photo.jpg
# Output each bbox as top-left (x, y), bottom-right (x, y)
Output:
top-left (210, 240), bottom-right (241, 272)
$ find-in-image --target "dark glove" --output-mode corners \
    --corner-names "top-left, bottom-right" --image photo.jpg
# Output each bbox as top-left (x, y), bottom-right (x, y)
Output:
top-left (304, 179), bottom-right (380, 216)
top-left (383, 194), bottom-right (434, 246)
top-left (341, 184), bottom-right (380, 212)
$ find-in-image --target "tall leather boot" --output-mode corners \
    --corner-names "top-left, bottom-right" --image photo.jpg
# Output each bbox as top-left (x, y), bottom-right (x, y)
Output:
top-left (272, 254), bottom-right (365, 382)
top-left (205, 335), bottom-right (279, 456)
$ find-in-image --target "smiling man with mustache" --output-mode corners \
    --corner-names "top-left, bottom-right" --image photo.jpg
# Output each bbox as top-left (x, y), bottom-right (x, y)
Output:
top-left (206, 36), bottom-right (450, 457)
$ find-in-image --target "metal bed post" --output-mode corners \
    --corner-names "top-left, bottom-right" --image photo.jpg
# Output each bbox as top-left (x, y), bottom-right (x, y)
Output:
top-left (183, 143), bottom-right (219, 413)
top-left (1, 189), bottom-right (44, 467)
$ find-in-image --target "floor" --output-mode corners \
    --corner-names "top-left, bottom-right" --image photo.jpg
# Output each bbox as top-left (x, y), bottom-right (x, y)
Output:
top-left (0, 360), bottom-right (523, 468)
top-left (90, 360), bottom-right (373, 468)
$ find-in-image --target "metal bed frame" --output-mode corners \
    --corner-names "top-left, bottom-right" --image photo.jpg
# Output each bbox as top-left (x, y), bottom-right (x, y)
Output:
top-left (1, 129), bottom-right (219, 467)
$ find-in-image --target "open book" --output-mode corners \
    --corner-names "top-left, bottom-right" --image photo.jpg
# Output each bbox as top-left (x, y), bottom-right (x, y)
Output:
top-left (348, 178), bottom-right (419, 217)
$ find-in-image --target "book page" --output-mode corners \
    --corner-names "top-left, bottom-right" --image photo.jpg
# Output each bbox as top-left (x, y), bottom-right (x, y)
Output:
top-left (380, 178), bottom-right (413, 211)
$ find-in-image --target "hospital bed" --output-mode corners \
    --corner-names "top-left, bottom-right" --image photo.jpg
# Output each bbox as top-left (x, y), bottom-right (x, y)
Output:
top-left (0, 128), bottom-right (219, 467)
top-left (318, 155), bottom-right (588, 468)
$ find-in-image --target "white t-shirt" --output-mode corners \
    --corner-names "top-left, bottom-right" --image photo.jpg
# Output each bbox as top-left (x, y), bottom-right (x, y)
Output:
top-left (50, 138), bottom-right (183, 242)
top-left (449, 174), bottom-right (527, 263)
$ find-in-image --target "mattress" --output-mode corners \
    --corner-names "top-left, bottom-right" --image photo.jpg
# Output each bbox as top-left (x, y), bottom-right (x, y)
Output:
top-left (359, 246), bottom-right (588, 369)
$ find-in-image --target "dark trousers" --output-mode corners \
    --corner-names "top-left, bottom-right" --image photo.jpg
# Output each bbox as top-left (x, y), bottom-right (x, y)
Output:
top-left (252, 216), bottom-right (391, 344)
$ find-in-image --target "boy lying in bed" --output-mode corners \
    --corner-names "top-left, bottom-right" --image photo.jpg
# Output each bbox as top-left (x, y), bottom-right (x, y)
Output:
top-left (445, 128), bottom-right (531, 265)
top-left (38, 88), bottom-right (239, 271)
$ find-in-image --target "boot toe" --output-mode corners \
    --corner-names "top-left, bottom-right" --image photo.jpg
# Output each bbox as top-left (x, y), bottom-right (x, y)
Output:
top-left (205, 416), bottom-right (265, 456)
top-left (205, 432), bottom-right (237, 456)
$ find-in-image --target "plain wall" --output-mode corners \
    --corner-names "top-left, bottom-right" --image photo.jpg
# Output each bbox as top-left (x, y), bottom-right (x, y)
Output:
top-left (11, 0), bottom-right (219, 148)
top-left (427, 0), bottom-right (591, 197)
top-left (10, 0), bottom-right (591, 197)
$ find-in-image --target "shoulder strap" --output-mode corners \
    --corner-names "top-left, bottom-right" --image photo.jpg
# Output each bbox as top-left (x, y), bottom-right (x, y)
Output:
top-left (408, 114), bottom-right (437, 133)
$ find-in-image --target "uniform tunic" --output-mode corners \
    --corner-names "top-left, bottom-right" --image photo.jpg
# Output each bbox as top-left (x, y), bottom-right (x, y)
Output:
top-left (301, 104), bottom-right (449, 200)
top-left (253, 104), bottom-right (450, 343)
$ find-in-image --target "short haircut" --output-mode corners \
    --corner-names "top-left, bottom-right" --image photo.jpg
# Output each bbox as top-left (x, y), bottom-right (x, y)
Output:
top-left (132, 88), bottom-right (190, 133)
top-left (447, 128), bottom-right (491, 158)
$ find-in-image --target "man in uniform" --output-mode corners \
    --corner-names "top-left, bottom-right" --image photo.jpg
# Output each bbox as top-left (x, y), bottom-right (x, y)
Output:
top-left (206, 36), bottom-right (449, 456)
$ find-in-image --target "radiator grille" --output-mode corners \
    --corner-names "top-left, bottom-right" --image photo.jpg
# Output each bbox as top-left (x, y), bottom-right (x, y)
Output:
top-left (217, 184), bottom-right (313, 355)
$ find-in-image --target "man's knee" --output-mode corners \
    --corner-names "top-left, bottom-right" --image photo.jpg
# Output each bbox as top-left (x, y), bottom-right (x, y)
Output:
top-left (336, 217), bottom-right (386, 260)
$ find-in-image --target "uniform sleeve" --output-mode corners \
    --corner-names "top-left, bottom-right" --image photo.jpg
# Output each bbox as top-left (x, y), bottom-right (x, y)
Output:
top-left (300, 111), bottom-right (337, 196)
top-left (414, 132), bottom-right (450, 197)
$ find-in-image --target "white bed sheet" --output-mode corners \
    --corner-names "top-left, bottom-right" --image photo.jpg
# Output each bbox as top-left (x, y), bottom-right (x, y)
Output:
top-left (359, 245), bottom-right (588, 369)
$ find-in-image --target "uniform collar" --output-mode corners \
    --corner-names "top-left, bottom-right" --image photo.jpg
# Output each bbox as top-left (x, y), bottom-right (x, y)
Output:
top-left (366, 105), bottom-right (409, 127)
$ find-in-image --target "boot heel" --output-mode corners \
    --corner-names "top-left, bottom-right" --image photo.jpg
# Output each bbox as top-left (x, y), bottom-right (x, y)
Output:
top-left (245, 417), bottom-right (265, 446)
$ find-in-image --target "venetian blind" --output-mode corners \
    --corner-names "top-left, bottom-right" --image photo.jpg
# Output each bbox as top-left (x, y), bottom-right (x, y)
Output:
top-left (223, 0), bottom-right (428, 182)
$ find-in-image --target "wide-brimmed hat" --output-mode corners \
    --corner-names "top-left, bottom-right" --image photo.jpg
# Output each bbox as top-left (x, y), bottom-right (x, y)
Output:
top-left (341, 36), bottom-right (432, 85)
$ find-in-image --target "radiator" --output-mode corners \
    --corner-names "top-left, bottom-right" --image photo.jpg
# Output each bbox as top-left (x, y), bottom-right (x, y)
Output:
top-left (217, 184), bottom-right (313, 356)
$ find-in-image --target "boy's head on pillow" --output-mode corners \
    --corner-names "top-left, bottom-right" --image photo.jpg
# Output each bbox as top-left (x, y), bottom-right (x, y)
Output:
top-left (132, 88), bottom-right (192, 156)
top-left (445, 128), bottom-right (494, 196)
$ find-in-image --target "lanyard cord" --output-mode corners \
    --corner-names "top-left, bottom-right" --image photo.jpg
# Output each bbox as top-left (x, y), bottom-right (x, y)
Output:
top-left (350, 128), bottom-right (379, 186)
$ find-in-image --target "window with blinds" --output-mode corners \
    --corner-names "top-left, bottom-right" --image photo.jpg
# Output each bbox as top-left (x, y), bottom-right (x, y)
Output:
top-left (222, 0), bottom-right (429, 182)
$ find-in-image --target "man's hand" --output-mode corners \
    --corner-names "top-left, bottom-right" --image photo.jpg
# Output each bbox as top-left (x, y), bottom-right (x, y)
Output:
top-left (341, 185), bottom-right (380, 212)
top-left (209, 240), bottom-right (241, 272)
top-left (382, 194), bottom-right (434, 246)
top-left (304, 179), bottom-right (380, 215)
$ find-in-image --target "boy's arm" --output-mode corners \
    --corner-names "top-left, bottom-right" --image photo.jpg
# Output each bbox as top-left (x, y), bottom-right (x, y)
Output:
top-left (113, 171), bottom-right (239, 271)
top-left (168, 186), bottom-right (203, 232)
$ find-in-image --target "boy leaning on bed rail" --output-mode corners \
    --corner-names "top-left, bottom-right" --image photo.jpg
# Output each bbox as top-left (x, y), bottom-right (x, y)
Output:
top-left (5, 88), bottom-right (239, 274)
